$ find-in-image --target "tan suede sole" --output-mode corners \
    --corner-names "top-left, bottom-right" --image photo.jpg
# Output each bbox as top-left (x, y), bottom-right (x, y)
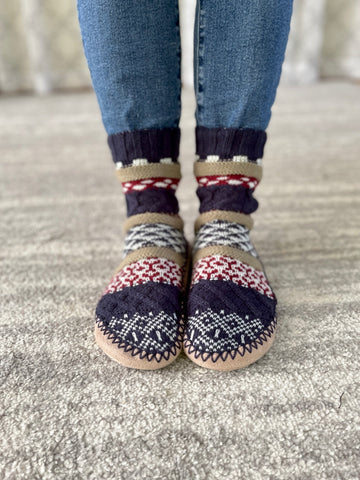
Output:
top-left (95, 316), bottom-right (184, 370)
top-left (183, 321), bottom-right (276, 371)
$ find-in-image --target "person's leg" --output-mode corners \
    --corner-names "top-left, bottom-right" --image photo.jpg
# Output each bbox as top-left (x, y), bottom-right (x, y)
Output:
top-left (184, 0), bottom-right (294, 370)
top-left (77, 0), bottom-right (181, 134)
top-left (76, 0), bottom-right (188, 369)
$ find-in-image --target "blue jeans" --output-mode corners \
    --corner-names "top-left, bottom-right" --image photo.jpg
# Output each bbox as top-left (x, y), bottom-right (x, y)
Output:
top-left (77, 0), bottom-right (293, 162)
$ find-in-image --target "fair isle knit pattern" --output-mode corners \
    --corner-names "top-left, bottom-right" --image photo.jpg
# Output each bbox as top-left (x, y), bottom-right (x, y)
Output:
top-left (95, 127), bottom-right (188, 367)
top-left (197, 174), bottom-right (259, 189)
top-left (184, 126), bottom-right (276, 369)
top-left (122, 177), bottom-right (179, 194)
top-left (122, 223), bottom-right (187, 258)
top-left (104, 258), bottom-right (183, 295)
top-left (191, 256), bottom-right (274, 298)
top-left (186, 309), bottom-right (266, 351)
top-left (107, 310), bottom-right (180, 354)
top-left (193, 220), bottom-right (257, 256)
top-left (96, 254), bottom-right (187, 360)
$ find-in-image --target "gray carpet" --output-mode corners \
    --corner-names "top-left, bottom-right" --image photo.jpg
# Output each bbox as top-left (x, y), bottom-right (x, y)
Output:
top-left (1, 82), bottom-right (360, 479)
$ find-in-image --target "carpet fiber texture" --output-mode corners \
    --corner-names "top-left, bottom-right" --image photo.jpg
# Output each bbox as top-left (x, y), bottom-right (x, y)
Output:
top-left (1, 82), bottom-right (360, 479)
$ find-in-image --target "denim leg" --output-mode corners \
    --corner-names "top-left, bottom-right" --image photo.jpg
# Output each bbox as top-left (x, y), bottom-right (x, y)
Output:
top-left (76, 0), bottom-right (182, 135)
top-left (76, 0), bottom-right (182, 166)
top-left (193, 0), bottom-right (293, 160)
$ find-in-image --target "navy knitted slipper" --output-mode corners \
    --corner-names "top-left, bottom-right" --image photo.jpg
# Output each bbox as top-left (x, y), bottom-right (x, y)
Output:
top-left (183, 127), bottom-right (277, 371)
top-left (94, 128), bottom-right (189, 370)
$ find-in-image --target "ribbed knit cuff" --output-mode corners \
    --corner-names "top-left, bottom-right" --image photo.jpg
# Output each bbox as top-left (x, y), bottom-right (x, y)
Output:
top-left (108, 127), bottom-right (181, 167)
top-left (195, 126), bottom-right (267, 161)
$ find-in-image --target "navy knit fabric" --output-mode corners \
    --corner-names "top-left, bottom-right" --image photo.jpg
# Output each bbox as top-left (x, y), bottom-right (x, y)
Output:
top-left (195, 126), bottom-right (267, 161)
top-left (197, 185), bottom-right (258, 214)
top-left (125, 189), bottom-right (179, 216)
top-left (108, 127), bottom-right (180, 166)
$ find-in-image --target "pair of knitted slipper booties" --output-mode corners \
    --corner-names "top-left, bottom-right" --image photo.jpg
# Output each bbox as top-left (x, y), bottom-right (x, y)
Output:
top-left (95, 127), bottom-right (276, 371)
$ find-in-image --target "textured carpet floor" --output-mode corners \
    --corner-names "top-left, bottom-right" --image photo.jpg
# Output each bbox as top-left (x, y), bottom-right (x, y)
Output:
top-left (1, 82), bottom-right (360, 479)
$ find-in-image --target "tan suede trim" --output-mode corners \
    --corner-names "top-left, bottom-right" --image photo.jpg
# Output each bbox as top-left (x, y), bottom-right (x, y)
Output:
top-left (116, 163), bottom-right (181, 182)
top-left (192, 245), bottom-right (263, 271)
top-left (183, 322), bottom-right (276, 371)
top-left (194, 210), bottom-right (254, 232)
top-left (94, 324), bottom-right (182, 370)
top-left (123, 213), bottom-right (184, 234)
top-left (194, 161), bottom-right (262, 180)
top-left (113, 247), bottom-right (185, 274)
